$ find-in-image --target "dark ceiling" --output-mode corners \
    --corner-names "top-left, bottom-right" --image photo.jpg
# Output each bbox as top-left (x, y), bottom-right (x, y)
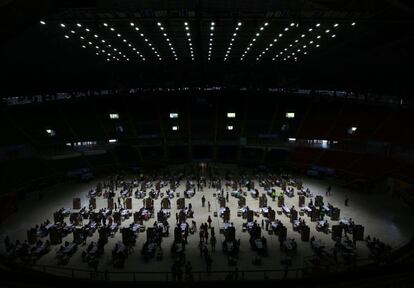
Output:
top-left (0, 0), bottom-right (413, 96)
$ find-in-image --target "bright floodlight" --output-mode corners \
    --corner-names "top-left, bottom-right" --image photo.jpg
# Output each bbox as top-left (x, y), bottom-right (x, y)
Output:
top-left (40, 20), bottom-right (46, 25)
top-left (288, 138), bottom-right (296, 142)
top-left (286, 112), bottom-right (295, 118)
top-left (227, 125), bottom-right (234, 131)
top-left (169, 113), bottom-right (179, 119)
top-left (227, 112), bottom-right (236, 118)
top-left (109, 113), bottom-right (119, 119)
top-left (46, 129), bottom-right (56, 136)
top-left (172, 125), bottom-right (179, 131)
top-left (108, 139), bottom-right (117, 143)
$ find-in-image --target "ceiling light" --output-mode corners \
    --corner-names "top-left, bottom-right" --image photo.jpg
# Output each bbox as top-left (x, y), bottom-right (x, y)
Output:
top-left (290, 22), bottom-right (295, 26)
top-left (40, 20), bottom-right (46, 25)
top-left (316, 23), bottom-right (320, 27)
top-left (351, 22), bottom-right (356, 26)
top-left (60, 23), bottom-right (66, 28)
top-left (76, 23), bottom-right (82, 27)
top-left (103, 23), bottom-right (108, 26)
top-left (64, 35), bottom-right (69, 39)
top-left (130, 22), bottom-right (135, 26)
top-left (334, 23), bottom-right (339, 27)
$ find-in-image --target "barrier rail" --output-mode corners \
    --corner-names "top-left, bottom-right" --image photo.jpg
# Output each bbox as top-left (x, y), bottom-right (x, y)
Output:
top-left (25, 257), bottom-right (374, 282)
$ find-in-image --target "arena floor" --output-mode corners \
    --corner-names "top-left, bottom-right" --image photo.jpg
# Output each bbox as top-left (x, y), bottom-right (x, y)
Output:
top-left (1, 169), bottom-right (413, 280)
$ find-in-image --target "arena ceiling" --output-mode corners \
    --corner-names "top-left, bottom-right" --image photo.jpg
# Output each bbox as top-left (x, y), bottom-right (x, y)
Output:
top-left (0, 0), bottom-right (413, 96)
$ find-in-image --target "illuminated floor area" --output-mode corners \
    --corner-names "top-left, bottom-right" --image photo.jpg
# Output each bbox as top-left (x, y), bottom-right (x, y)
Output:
top-left (0, 172), bottom-right (413, 279)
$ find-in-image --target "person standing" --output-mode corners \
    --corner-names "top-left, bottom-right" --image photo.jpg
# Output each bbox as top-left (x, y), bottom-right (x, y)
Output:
top-left (202, 195), bottom-right (206, 207)
top-left (345, 195), bottom-right (349, 207)
top-left (208, 201), bottom-right (211, 212)
top-left (206, 255), bottom-right (212, 274)
top-left (207, 216), bottom-right (212, 228)
top-left (210, 235), bottom-right (216, 252)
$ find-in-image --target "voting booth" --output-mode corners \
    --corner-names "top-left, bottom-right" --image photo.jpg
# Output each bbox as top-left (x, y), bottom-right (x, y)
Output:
top-left (125, 198), bottom-right (132, 209)
top-left (268, 209), bottom-right (276, 221)
top-left (133, 212), bottom-right (140, 223)
top-left (178, 210), bottom-right (186, 223)
top-left (301, 226), bottom-right (310, 241)
top-left (310, 208), bottom-right (320, 222)
top-left (73, 228), bottom-right (84, 244)
top-left (176, 198), bottom-right (185, 210)
top-left (315, 195), bottom-right (324, 207)
top-left (73, 198), bottom-right (81, 210)
top-left (161, 198), bottom-right (171, 209)
top-left (296, 179), bottom-right (303, 190)
top-left (89, 197), bottom-right (96, 209)
top-left (157, 211), bottom-right (165, 222)
top-left (353, 225), bottom-right (364, 241)
top-left (113, 212), bottom-right (121, 225)
top-left (238, 196), bottom-right (246, 208)
top-left (49, 227), bottom-right (62, 245)
top-left (108, 198), bottom-right (114, 209)
top-left (281, 180), bottom-right (287, 191)
top-left (144, 198), bottom-right (154, 209)
top-left (299, 195), bottom-right (305, 207)
top-left (226, 227), bottom-right (236, 241)
top-left (220, 198), bottom-right (226, 208)
top-left (174, 227), bottom-right (182, 243)
top-left (146, 227), bottom-right (155, 241)
top-left (247, 210), bottom-right (254, 223)
top-left (331, 208), bottom-right (340, 221)
top-left (290, 210), bottom-right (298, 222)
top-left (278, 226), bottom-right (287, 242)
top-left (277, 196), bottom-right (284, 207)
top-left (27, 229), bottom-right (37, 244)
top-left (223, 210), bottom-right (230, 222)
top-left (122, 228), bottom-right (136, 246)
top-left (70, 213), bottom-right (81, 226)
top-left (98, 227), bottom-right (108, 243)
top-left (332, 225), bottom-right (342, 240)
top-left (259, 194), bottom-right (267, 208)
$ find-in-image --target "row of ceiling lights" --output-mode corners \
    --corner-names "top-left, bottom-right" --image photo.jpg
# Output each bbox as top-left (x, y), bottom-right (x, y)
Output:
top-left (207, 22), bottom-right (215, 61)
top-left (59, 22), bottom-right (130, 62)
top-left (184, 22), bottom-right (195, 61)
top-left (130, 22), bottom-right (161, 60)
top-left (157, 22), bottom-right (178, 60)
top-left (103, 22), bottom-right (144, 61)
top-left (256, 22), bottom-right (298, 60)
top-left (240, 22), bottom-right (269, 60)
top-left (224, 22), bottom-right (242, 61)
top-left (272, 22), bottom-right (355, 62)
top-left (40, 20), bottom-right (356, 63)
